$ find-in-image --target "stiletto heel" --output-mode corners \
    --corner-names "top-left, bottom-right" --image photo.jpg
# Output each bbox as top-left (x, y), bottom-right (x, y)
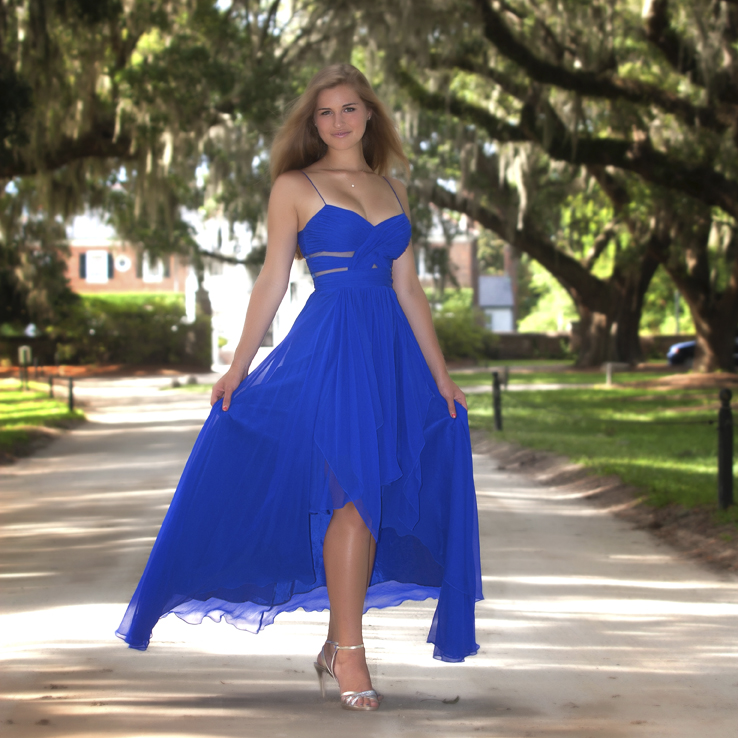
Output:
top-left (313, 641), bottom-right (381, 711)
top-left (313, 639), bottom-right (337, 700)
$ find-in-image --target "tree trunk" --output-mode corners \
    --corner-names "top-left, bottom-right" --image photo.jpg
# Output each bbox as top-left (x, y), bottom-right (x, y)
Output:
top-left (611, 251), bottom-right (661, 365)
top-left (570, 251), bottom-right (659, 368)
top-left (684, 305), bottom-right (737, 372)
top-left (571, 303), bottom-right (612, 367)
top-left (649, 215), bottom-right (738, 373)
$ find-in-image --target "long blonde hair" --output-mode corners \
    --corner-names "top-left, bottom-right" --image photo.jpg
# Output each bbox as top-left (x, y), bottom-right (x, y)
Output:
top-left (270, 64), bottom-right (409, 182)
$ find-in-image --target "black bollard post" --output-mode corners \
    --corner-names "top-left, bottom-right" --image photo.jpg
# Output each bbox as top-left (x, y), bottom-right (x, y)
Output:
top-left (718, 388), bottom-right (734, 510)
top-left (68, 378), bottom-right (74, 413)
top-left (48, 375), bottom-right (54, 398)
top-left (492, 371), bottom-right (503, 431)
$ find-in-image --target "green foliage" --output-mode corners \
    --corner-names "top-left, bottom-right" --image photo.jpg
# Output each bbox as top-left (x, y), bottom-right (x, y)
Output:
top-left (467, 385), bottom-right (737, 524)
top-left (390, 0), bottom-right (738, 369)
top-left (517, 260), bottom-right (578, 332)
top-left (0, 180), bottom-right (79, 330)
top-left (640, 265), bottom-right (696, 335)
top-left (50, 294), bottom-right (211, 366)
top-left (428, 288), bottom-right (497, 360)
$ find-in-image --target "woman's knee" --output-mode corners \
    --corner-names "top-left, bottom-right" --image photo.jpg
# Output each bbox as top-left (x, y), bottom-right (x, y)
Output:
top-left (332, 502), bottom-right (368, 532)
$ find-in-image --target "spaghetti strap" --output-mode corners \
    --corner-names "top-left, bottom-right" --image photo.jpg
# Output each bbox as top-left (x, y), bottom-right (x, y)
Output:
top-left (301, 171), bottom-right (326, 204)
top-left (382, 176), bottom-right (405, 214)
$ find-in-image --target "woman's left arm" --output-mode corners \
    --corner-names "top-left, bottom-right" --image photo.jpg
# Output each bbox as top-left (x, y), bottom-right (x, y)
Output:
top-left (390, 180), bottom-right (466, 418)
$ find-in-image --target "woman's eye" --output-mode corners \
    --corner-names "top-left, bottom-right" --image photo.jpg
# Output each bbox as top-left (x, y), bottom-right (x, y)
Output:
top-left (343, 107), bottom-right (355, 113)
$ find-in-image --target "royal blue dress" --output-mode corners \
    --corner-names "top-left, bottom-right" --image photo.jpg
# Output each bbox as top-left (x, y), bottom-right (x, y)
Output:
top-left (116, 174), bottom-right (483, 662)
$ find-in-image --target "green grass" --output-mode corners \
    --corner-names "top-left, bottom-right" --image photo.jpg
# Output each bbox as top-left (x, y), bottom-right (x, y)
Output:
top-left (0, 379), bottom-right (84, 455)
top-left (78, 292), bottom-right (185, 307)
top-left (466, 385), bottom-right (738, 526)
top-left (450, 367), bottom-right (677, 387)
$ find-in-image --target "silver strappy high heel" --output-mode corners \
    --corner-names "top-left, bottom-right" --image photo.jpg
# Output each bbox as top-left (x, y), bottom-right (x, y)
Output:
top-left (313, 640), bottom-right (381, 711)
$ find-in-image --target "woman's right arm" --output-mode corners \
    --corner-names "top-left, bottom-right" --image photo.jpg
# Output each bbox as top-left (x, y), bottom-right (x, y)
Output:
top-left (210, 174), bottom-right (301, 410)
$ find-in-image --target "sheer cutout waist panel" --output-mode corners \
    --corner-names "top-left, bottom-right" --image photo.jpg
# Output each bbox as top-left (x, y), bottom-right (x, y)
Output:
top-left (305, 250), bottom-right (356, 278)
top-left (312, 269), bottom-right (393, 291)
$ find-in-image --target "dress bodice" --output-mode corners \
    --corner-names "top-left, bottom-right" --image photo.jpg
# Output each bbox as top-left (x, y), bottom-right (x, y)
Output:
top-left (296, 174), bottom-right (412, 288)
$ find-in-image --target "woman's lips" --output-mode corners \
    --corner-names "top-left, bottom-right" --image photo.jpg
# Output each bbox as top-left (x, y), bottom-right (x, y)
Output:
top-left (333, 131), bottom-right (351, 137)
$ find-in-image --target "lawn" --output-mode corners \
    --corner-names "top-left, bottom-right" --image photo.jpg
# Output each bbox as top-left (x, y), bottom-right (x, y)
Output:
top-left (464, 384), bottom-right (738, 526)
top-left (450, 365), bottom-right (676, 388)
top-left (0, 378), bottom-right (84, 457)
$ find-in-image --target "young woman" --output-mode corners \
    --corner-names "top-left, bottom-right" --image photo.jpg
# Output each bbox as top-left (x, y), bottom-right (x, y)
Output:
top-left (117, 64), bottom-right (482, 712)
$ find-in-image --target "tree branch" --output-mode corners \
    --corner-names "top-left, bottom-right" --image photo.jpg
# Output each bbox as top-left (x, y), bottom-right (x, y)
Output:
top-left (0, 119), bottom-right (134, 178)
top-left (428, 182), bottom-right (611, 312)
top-left (399, 72), bottom-right (738, 220)
top-left (583, 220), bottom-right (617, 271)
top-left (396, 69), bottom-right (527, 144)
top-left (473, 0), bottom-right (731, 133)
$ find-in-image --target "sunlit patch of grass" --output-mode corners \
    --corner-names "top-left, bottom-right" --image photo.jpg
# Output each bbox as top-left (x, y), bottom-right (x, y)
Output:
top-left (0, 378), bottom-right (84, 455)
top-left (466, 386), bottom-right (738, 527)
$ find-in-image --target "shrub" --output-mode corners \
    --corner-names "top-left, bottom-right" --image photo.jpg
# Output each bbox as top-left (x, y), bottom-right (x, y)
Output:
top-left (50, 294), bottom-right (211, 367)
top-left (432, 304), bottom-right (497, 361)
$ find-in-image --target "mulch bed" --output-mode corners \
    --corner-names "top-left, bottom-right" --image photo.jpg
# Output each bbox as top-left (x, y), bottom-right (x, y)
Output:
top-left (471, 429), bottom-right (738, 574)
top-left (622, 372), bottom-right (738, 391)
top-left (0, 364), bottom-right (212, 379)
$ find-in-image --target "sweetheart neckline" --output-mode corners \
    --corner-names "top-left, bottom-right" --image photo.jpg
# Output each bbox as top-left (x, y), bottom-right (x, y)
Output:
top-left (298, 204), bottom-right (408, 235)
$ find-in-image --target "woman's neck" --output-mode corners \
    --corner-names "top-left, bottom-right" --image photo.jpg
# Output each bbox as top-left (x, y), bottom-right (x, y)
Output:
top-left (319, 148), bottom-right (371, 173)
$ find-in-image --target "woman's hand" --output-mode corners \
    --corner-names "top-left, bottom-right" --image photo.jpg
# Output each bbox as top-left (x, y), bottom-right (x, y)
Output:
top-left (210, 366), bottom-right (247, 411)
top-left (436, 374), bottom-right (467, 419)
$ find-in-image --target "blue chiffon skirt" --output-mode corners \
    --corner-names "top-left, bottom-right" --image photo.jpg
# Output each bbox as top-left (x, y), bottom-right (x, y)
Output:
top-left (117, 210), bottom-right (483, 662)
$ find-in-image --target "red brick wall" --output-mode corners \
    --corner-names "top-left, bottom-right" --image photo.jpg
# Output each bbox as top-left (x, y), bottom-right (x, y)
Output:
top-left (420, 236), bottom-right (478, 291)
top-left (65, 244), bottom-right (188, 294)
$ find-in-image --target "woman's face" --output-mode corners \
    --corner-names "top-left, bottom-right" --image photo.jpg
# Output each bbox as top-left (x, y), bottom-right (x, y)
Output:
top-left (313, 84), bottom-right (372, 151)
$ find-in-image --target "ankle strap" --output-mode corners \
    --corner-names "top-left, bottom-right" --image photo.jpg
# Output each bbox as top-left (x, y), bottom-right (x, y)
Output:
top-left (334, 643), bottom-right (365, 650)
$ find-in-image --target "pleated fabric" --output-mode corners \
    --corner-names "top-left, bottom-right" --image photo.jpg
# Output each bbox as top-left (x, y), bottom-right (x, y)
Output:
top-left (116, 200), bottom-right (483, 662)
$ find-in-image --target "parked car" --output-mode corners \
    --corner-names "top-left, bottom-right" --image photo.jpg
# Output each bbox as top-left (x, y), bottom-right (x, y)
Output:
top-left (666, 340), bottom-right (696, 366)
top-left (667, 339), bottom-right (738, 366)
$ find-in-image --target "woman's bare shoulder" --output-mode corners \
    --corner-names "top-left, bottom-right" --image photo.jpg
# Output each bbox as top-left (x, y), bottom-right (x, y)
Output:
top-left (385, 176), bottom-right (410, 210)
top-left (270, 170), bottom-right (312, 204)
top-left (385, 175), bottom-right (408, 194)
top-left (272, 169), bottom-right (309, 190)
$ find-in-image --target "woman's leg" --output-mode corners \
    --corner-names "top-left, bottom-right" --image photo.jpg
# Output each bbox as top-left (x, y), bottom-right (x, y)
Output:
top-left (322, 502), bottom-right (379, 708)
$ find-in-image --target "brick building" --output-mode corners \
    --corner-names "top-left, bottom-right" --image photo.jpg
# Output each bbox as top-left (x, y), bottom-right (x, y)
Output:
top-left (66, 240), bottom-right (189, 294)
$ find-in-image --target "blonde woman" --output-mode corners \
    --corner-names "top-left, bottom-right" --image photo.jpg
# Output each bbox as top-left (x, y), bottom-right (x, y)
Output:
top-left (118, 65), bottom-right (482, 711)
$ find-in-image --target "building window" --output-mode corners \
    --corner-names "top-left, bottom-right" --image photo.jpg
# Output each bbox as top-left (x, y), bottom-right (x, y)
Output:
top-left (484, 308), bottom-right (514, 333)
top-left (142, 255), bottom-right (164, 283)
top-left (84, 250), bottom-right (110, 284)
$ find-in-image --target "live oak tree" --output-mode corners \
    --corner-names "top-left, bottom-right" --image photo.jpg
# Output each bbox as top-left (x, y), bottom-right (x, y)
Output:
top-left (386, 0), bottom-right (738, 370)
top-left (0, 0), bottom-right (349, 328)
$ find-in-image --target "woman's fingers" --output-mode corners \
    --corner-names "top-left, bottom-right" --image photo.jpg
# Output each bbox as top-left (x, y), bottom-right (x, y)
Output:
top-left (446, 394), bottom-right (457, 418)
top-left (222, 385), bottom-right (234, 412)
top-left (210, 383), bottom-right (223, 407)
top-left (455, 388), bottom-right (468, 411)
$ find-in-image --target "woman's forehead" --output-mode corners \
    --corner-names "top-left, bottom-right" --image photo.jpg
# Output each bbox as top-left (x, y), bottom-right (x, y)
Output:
top-left (315, 84), bottom-right (362, 110)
